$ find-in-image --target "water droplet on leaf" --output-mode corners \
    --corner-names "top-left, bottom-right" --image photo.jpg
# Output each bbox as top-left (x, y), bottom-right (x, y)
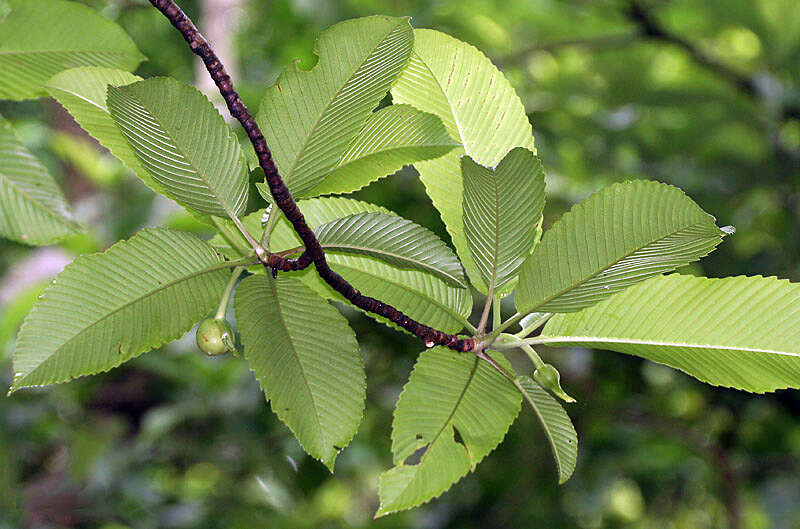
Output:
top-left (425, 341), bottom-right (435, 348)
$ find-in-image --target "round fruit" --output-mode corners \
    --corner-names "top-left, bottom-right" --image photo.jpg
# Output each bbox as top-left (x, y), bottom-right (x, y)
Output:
top-left (196, 318), bottom-right (236, 356)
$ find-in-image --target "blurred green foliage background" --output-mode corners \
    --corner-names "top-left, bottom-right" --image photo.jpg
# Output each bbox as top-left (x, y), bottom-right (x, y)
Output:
top-left (2, 0), bottom-right (800, 527)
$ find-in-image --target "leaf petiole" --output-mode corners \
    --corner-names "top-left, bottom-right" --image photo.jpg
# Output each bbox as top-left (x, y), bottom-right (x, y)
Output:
top-left (215, 265), bottom-right (246, 320)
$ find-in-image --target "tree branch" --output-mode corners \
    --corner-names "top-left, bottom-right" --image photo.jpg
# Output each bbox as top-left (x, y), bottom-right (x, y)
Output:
top-left (626, 0), bottom-right (758, 99)
top-left (147, 0), bottom-right (475, 353)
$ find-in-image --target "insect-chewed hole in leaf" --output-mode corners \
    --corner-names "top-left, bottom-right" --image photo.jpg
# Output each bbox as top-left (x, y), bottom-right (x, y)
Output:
top-left (403, 444), bottom-right (429, 466)
top-left (452, 426), bottom-right (465, 448)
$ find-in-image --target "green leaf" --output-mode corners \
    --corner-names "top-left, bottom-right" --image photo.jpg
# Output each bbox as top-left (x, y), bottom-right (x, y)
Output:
top-left (212, 197), bottom-right (472, 333)
top-left (463, 147), bottom-right (545, 292)
top-left (0, 0), bottom-right (144, 101)
top-left (516, 180), bottom-right (727, 314)
top-left (234, 274), bottom-right (365, 470)
top-left (255, 16), bottom-right (416, 198)
top-left (376, 349), bottom-right (521, 516)
top-left (0, 114), bottom-right (81, 245)
top-left (314, 211), bottom-right (467, 287)
top-left (391, 29), bottom-right (536, 293)
top-left (107, 78), bottom-right (249, 217)
top-left (10, 228), bottom-right (229, 392)
top-left (305, 104), bottom-right (459, 197)
top-left (517, 376), bottom-right (577, 484)
top-left (44, 67), bottom-right (168, 195)
top-left (539, 274), bottom-right (800, 393)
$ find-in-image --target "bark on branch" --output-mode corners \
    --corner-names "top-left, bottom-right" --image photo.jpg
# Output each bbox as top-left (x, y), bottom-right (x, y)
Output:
top-left (148, 0), bottom-right (476, 353)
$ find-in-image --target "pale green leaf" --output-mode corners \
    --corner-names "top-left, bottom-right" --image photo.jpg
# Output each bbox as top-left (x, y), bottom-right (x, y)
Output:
top-left (107, 78), bottom-right (249, 217)
top-left (539, 274), bottom-right (800, 393)
top-left (255, 16), bottom-right (415, 198)
top-left (234, 274), bottom-right (365, 470)
top-left (10, 228), bottom-right (229, 392)
top-left (314, 211), bottom-right (467, 287)
top-left (305, 104), bottom-right (459, 197)
top-left (376, 349), bottom-right (521, 516)
top-left (211, 197), bottom-right (472, 333)
top-left (516, 180), bottom-right (727, 314)
top-left (391, 29), bottom-right (536, 292)
top-left (0, 0), bottom-right (144, 100)
top-left (44, 67), bottom-right (168, 194)
top-left (463, 147), bottom-right (544, 292)
top-left (517, 376), bottom-right (577, 484)
top-left (0, 114), bottom-right (81, 245)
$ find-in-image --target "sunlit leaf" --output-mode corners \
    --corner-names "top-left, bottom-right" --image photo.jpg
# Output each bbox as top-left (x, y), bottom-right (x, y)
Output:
top-left (0, 0), bottom-right (144, 100)
top-left (392, 29), bottom-right (536, 292)
top-left (255, 16), bottom-right (422, 198)
top-left (540, 274), bottom-right (800, 393)
top-left (516, 180), bottom-right (727, 314)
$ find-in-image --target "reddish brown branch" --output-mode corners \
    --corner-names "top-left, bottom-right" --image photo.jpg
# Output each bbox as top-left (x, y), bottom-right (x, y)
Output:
top-left (148, 0), bottom-right (475, 353)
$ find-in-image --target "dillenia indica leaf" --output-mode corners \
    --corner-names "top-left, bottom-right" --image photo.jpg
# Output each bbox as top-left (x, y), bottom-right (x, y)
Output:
top-left (234, 274), bottom-right (365, 471)
top-left (211, 197), bottom-right (473, 333)
top-left (306, 104), bottom-right (460, 196)
top-left (313, 211), bottom-right (467, 287)
top-left (44, 67), bottom-right (169, 196)
top-left (539, 274), bottom-right (800, 393)
top-left (463, 147), bottom-right (545, 293)
top-left (10, 228), bottom-right (229, 392)
top-left (0, 0), bottom-right (144, 101)
top-left (0, 114), bottom-right (81, 245)
top-left (392, 29), bottom-right (536, 294)
top-left (517, 376), bottom-right (578, 484)
top-left (107, 78), bottom-right (249, 218)
top-left (516, 180), bottom-right (728, 315)
top-left (376, 348), bottom-right (521, 516)
top-left (255, 16), bottom-right (457, 198)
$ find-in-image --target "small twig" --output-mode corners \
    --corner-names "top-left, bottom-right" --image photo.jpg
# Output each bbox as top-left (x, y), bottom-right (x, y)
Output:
top-left (476, 282), bottom-right (495, 337)
top-left (492, 292), bottom-right (502, 331)
top-left (148, 0), bottom-right (475, 352)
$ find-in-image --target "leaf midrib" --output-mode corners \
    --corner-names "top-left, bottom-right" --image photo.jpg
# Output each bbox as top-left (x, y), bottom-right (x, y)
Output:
top-left (519, 380), bottom-right (567, 481)
top-left (267, 277), bottom-right (330, 455)
top-left (47, 84), bottom-right (108, 112)
top-left (535, 335), bottom-right (798, 357)
top-left (526, 219), bottom-right (717, 312)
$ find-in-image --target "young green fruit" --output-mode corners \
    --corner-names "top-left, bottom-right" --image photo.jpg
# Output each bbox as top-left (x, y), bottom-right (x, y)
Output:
top-left (196, 317), bottom-right (237, 356)
top-left (533, 363), bottom-right (576, 403)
